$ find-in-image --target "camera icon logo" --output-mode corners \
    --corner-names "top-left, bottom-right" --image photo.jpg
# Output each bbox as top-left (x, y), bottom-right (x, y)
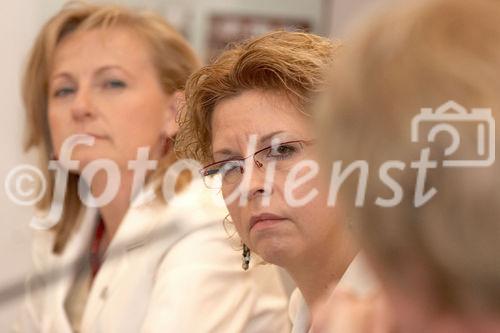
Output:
top-left (411, 100), bottom-right (495, 167)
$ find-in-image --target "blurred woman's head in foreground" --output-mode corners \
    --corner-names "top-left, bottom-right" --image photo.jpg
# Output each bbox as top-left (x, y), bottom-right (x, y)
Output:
top-left (317, 0), bottom-right (500, 331)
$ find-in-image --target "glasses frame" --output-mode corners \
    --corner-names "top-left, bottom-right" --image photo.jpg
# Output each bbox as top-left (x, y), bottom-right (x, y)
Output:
top-left (200, 139), bottom-right (315, 181)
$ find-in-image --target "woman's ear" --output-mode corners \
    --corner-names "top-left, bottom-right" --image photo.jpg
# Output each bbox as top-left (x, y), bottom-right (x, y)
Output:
top-left (162, 90), bottom-right (184, 138)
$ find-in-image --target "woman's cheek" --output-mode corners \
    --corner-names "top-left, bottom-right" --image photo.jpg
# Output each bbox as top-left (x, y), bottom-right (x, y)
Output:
top-left (48, 113), bottom-right (69, 154)
top-left (234, 219), bottom-right (248, 243)
top-left (227, 205), bottom-right (242, 230)
top-left (50, 129), bottom-right (66, 157)
top-left (226, 204), bottom-right (248, 242)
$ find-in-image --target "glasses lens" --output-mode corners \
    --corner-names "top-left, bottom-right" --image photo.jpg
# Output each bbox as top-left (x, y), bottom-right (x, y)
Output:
top-left (201, 166), bottom-right (223, 189)
top-left (202, 160), bottom-right (243, 188)
top-left (256, 141), bottom-right (304, 166)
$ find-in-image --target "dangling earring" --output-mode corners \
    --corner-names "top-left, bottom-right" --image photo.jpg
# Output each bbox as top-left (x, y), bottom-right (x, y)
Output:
top-left (242, 244), bottom-right (251, 271)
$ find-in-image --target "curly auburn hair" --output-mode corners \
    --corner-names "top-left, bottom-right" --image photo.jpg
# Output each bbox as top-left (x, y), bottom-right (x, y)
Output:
top-left (175, 31), bottom-right (341, 164)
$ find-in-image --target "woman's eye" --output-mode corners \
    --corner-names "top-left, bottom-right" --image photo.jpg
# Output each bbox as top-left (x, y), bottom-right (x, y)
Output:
top-left (53, 87), bottom-right (75, 98)
top-left (277, 145), bottom-right (295, 154)
top-left (221, 162), bottom-right (241, 174)
top-left (268, 144), bottom-right (298, 159)
top-left (103, 79), bottom-right (127, 89)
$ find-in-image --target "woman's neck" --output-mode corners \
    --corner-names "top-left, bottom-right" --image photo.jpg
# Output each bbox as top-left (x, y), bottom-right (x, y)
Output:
top-left (86, 169), bottom-right (136, 249)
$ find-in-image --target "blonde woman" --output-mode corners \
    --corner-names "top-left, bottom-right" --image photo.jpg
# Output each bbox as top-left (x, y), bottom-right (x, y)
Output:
top-left (315, 0), bottom-right (500, 331)
top-left (176, 31), bottom-right (375, 332)
top-left (16, 3), bottom-right (289, 332)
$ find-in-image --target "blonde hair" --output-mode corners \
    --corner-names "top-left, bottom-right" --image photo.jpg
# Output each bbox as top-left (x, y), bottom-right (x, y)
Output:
top-left (175, 31), bottom-right (341, 164)
top-left (22, 2), bottom-right (200, 254)
top-left (318, 0), bottom-right (500, 313)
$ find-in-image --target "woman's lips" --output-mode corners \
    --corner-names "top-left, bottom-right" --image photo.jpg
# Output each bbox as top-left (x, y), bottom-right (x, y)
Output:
top-left (81, 132), bottom-right (109, 140)
top-left (249, 213), bottom-right (287, 231)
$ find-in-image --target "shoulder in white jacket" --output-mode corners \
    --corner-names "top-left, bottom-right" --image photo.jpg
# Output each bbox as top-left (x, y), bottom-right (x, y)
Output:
top-left (16, 179), bottom-right (290, 333)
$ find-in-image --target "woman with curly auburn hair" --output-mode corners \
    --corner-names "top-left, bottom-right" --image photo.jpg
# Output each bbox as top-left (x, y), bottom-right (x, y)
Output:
top-left (16, 3), bottom-right (289, 332)
top-left (176, 30), bottom-right (376, 332)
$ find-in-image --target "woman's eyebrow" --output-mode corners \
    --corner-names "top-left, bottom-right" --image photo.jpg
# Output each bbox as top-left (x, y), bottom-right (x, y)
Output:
top-left (50, 65), bottom-right (133, 82)
top-left (259, 131), bottom-right (287, 145)
top-left (50, 72), bottom-right (73, 82)
top-left (213, 149), bottom-right (239, 160)
top-left (95, 65), bottom-right (134, 79)
top-left (213, 131), bottom-right (285, 160)
top-left (213, 131), bottom-right (288, 159)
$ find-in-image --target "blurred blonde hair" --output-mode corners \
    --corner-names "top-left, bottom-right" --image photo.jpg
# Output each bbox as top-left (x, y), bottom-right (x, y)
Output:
top-left (22, 1), bottom-right (200, 254)
top-left (175, 30), bottom-right (341, 164)
top-left (318, 0), bottom-right (500, 313)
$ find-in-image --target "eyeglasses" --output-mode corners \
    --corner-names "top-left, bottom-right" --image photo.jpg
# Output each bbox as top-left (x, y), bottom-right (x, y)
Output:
top-left (200, 140), bottom-right (315, 189)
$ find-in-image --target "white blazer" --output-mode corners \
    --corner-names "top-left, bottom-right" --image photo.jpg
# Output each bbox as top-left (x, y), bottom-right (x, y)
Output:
top-left (16, 179), bottom-right (290, 333)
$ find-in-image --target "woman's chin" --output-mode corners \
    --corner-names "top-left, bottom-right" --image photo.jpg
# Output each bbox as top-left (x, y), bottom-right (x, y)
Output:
top-left (252, 237), bottom-right (298, 267)
top-left (56, 155), bottom-right (97, 172)
top-left (57, 149), bottom-right (125, 171)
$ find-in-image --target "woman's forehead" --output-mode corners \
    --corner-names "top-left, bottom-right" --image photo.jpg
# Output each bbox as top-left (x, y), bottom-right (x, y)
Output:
top-left (211, 90), bottom-right (308, 133)
top-left (51, 27), bottom-right (151, 75)
top-left (210, 91), bottom-right (311, 156)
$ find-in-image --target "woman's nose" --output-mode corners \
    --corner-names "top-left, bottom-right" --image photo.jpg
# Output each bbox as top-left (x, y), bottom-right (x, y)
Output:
top-left (245, 160), bottom-right (274, 201)
top-left (71, 87), bottom-right (95, 121)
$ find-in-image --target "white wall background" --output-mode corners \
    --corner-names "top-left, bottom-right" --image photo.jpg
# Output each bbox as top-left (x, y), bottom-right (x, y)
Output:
top-left (0, 0), bottom-right (44, 329)
top-left (0, 0), bottom-right (392, 329)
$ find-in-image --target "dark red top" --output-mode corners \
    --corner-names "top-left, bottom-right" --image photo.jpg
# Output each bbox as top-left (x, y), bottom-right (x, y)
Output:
top-left (90, 217), bottom-right (106, 279)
